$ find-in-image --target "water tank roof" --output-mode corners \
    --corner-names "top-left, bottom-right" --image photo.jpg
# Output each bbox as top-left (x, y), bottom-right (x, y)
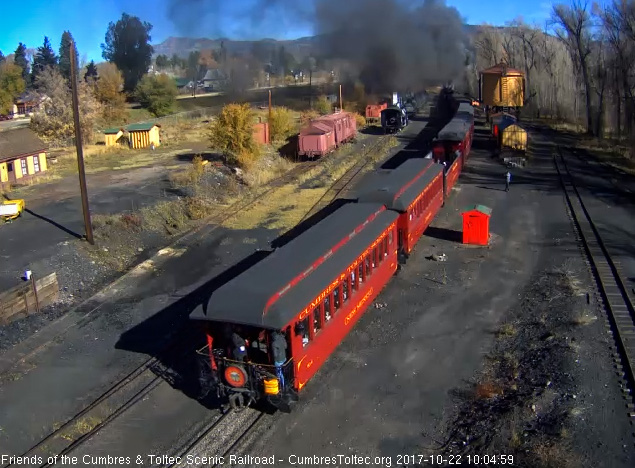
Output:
top-left (481, 63), bottom-right (524, 76)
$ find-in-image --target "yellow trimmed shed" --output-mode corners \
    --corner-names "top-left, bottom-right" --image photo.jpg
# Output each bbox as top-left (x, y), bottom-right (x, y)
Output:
top-left (104, 127), bottom-right (126, 146)
top-left (501, 124), bottom-right (528, 152)
top-left (126, 123), bottom-right (161, 149)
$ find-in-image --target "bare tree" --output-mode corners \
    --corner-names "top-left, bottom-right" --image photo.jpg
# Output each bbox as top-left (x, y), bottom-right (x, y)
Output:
top-left (552, 0), bottom-right (595, 135)
top-left (474, 25), bottom-right (504, 66)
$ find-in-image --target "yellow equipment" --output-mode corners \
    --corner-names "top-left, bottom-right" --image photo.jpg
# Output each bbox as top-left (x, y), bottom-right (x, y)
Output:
top-left (1, 199), bottom-right (25, 222)
top-left (501, 124), bottom-right (528, 152)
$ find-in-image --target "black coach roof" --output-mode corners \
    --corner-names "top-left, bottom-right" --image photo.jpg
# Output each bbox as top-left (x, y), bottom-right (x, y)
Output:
top-left (348, 159), bottom-right (443, 212)
top-left (190, 203), bottom-right (398, 329)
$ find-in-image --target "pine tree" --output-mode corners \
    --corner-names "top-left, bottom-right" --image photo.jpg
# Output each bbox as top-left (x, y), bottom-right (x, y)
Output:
top-left (31, 36), bottom-right (58, 84)
top-left (14, 42), bottom-right (30, 86)
top-left (58, 31), bottom-right (78, 81)
top-left (84, 60), bottom-right (98, 83)
top-left (0, 50), bottom-right (5, 63)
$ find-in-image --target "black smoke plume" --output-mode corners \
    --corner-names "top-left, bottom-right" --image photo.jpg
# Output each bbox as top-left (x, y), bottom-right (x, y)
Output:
top-left (315, 0), bottom-right (468, 93)
top-left (165, 0), bottom-right (468, 93)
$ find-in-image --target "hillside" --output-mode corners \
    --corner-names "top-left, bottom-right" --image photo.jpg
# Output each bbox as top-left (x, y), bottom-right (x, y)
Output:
top-left (152, 36), bottom-right (320, 59)
top-left (152, 25), bottom-right (482, 59)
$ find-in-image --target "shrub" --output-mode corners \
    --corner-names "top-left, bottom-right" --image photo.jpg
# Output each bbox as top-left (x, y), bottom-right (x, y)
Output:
top-left (135, 73), bottom-right (178, 117)
top-left (352, 112), bottom-right (366, 129)
top-left (228, 149), bottom-right (260, 171)
top-left (300, 109), bottom-right (319, 127)
top-left (141, 200), bottom-right (188, 234)
top-left (315, 95), bottom-right (332, 115)
top-left (268, 106), bottom-right (296, 142)
top-left (185, 196), bottom-right (214, 220)
top-left (210, 103), bottom-right (259, 163)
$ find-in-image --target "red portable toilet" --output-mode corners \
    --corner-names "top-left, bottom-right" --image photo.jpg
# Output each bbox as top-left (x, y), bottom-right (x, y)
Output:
top-left (462, 205), bottom-right (492, 245)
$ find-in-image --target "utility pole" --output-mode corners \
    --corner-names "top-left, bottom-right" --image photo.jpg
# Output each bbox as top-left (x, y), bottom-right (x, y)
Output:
top-left (268, 90), bottom-right (272, 123)
top-left (339, 84), bottom-right (343, 111)
top-left (69, 40), bottom-right (94, 245)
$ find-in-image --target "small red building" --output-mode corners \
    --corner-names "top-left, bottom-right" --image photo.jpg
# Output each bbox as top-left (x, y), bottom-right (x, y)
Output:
top-left (462, 205), bottom-right (492, 246)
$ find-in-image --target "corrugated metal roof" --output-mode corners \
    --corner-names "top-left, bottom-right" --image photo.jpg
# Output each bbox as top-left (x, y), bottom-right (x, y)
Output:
top-left (125, 123), bottom-right (161, 132)
top-left (104, 127), bottom-right (124, 134)
top-left (0, 128), bottom-right (48, 163)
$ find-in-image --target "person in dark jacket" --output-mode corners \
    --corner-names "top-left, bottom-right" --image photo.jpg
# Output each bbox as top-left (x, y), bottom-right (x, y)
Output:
top-left (231, 332), bottom-right (247, 362)
top-left (271, 331), bottom-right (287, 388)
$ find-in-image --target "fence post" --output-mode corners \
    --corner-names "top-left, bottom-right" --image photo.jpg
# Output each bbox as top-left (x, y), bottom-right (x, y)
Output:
top-left (31, 275), bottom-right (40, 314)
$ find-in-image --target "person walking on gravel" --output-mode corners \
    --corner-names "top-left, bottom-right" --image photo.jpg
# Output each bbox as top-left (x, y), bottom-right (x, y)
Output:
top-left (505, 171), bottom-right (511, 192)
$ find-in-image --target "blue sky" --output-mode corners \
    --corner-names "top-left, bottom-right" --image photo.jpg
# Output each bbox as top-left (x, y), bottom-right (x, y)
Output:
top-left (0, 0), bottom-right (557, 63)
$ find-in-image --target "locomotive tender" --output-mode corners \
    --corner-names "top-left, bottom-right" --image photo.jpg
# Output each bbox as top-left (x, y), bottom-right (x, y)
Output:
top-left (190, 99), bottom-right (476, 412)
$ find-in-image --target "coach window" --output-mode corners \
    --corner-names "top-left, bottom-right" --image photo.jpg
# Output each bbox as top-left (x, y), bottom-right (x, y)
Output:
top-left (379, 240), bottom-right (384, 261)
top-left (373, 247), bottom-right (378, 267)
top-left (333, 285), bottom-right (341, 311)
top-left (343, 277), bottom-right (350, 301)
top-left (324, 295), bottom-right (332, 322)
top-left (365, 255), bottom-right (371, 277)
top-left (358, 263), bottom-right (364, 285)
top-left (383, 237), bottom-right (389, 257)
top-left (389, 231), bottom-right (394, 246)
top-left (313, 305), bottom-right (323, 335)
top-left (298, 317), bottom-right (310, 347)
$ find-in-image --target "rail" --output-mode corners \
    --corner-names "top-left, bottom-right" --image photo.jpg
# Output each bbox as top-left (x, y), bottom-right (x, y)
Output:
top-left (554, 147), bottom-right (635, 424)
top-left (300, 135), bottom-right (391, 222)
top-left (0, 156), bottom-right (323, 468)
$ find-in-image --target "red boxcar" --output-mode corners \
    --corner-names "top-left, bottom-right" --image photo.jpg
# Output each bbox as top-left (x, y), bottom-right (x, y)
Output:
top-left (432, 102), bottom-right (475, 164)
top-left (191, 203), bottom-right (399, 410)
top-left (365, 103), bottom-right (388, 124)
top-left (298, 122), bottom-right (336, 158)
top-left (349, 159), bottom-right (444, 260)
top-left (315, 111), bottom-right (357, 147)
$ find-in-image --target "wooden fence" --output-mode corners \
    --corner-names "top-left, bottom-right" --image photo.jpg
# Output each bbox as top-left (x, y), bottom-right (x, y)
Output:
top-left (0, 273), bottom-right (59, 325)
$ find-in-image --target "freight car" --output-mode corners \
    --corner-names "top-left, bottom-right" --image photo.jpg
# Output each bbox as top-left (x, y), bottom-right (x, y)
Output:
top-left (365, 103), bottom-right (388, 125)
top-left (316, 111), bottom-right (357, 146)
top-left (191, 98), bottom-right (474, 412)
top-left (298, 111), bottom-right (356, 159)
top-left (381, 105), bottom-right (408, 133)
top-left (479, 63), bottom-right (525, 119)
top-left (298, 122), bottom-right (336, 159)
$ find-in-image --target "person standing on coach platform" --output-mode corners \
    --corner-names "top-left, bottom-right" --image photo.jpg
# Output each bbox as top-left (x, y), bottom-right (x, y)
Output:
top-left (505, 171), bottom-right (511, 192)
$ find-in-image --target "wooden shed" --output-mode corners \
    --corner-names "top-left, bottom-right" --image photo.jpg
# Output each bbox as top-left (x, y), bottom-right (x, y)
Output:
top-left (479, 63), bottom-right (525, 108)
top-left (126, 123), bottom-right (161, 149)
top-left (104, 127), bottom-right (126, 147)
top-left (501, 124), bottom-right (528, 152)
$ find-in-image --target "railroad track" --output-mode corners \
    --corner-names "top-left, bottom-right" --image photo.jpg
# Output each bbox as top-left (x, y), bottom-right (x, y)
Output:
top-left (3, 327), bottom-right (201, 468)
top-left (166, 409), bottom-right (265, 468)
top-left (2, 158), bottom-right (323, 468)
top-left (554, 147), bottom-right (635, 427)
top-left (300, 135), bottom-right (391, 222)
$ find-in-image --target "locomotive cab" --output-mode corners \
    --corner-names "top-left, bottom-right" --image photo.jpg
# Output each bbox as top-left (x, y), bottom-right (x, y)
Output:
top-left (198, 323), bottom-right (298, 412)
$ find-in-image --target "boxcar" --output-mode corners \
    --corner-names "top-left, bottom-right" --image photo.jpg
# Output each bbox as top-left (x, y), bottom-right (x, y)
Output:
top-left (298, 122), bottom-right (336, 159)
top-left (315, 112), bottom-right (356, 147)
top-left (191, 203), bottom-right (399, 411)
top-left (348, 159), bottom-right (444, 262)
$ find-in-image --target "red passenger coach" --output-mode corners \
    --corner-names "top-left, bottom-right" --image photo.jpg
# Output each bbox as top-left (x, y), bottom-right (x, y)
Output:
top-left (190, 203), bottom-right (399, 411)
top-left (348, 159), bottom-right (444, 261)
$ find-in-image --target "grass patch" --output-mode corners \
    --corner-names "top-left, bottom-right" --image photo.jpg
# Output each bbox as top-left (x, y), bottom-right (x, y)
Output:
top-left (497, 323), bottom-right (517, 337)
top-left (222, 134), bottom-right (398, 231)
top-left (59, 416), bottom-right (102, 441)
